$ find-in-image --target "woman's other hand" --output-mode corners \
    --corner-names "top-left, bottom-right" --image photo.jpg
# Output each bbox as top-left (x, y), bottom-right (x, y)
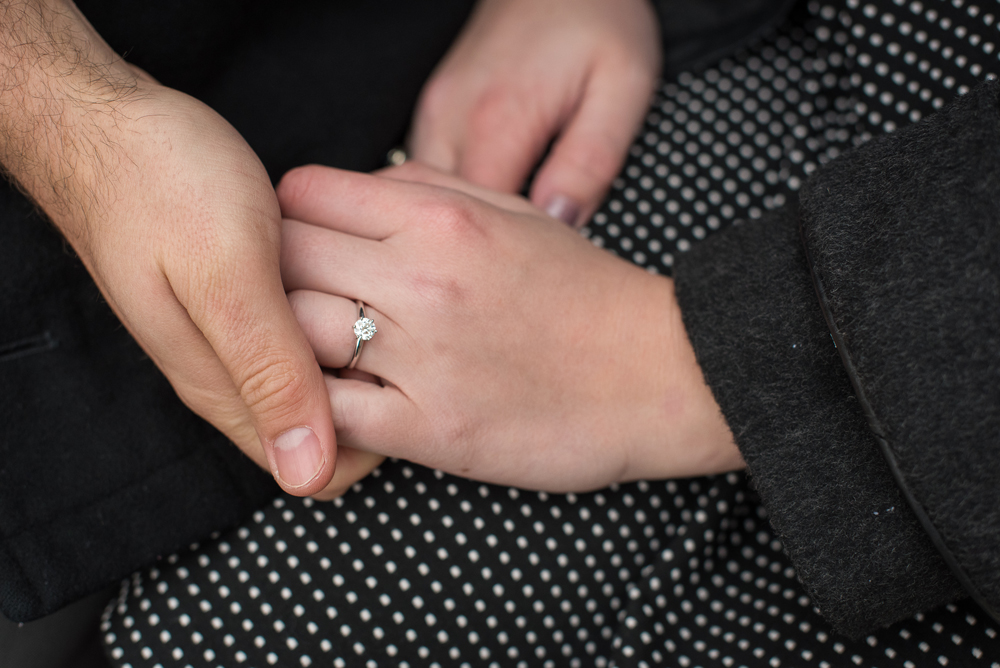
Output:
top-left (277, 163), bottom-right (742, 493)
top-left (409, 0), bottom-right (661, 228)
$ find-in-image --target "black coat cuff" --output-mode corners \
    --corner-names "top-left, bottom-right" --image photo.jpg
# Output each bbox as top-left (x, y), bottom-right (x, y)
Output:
top-left (673, 207), bottom-right (963, 637)
top-left (800, 81), bottom-right (1000, 628)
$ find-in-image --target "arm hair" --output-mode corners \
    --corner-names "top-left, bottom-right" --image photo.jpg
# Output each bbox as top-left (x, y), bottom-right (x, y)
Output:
top-left (0, 0), bottom-right (142, 233)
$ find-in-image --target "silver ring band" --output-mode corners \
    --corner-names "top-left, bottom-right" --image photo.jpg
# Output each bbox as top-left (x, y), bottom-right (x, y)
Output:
top-left (349, 300), bottom-right (377, 370)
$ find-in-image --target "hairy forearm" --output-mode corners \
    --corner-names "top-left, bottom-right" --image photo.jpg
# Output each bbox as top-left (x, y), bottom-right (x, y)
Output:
top-left (0, 0), bottom-right (140, 232)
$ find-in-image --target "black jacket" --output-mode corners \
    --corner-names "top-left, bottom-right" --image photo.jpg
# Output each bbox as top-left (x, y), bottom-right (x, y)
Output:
top-left (675, 81), bottom-right (1000, 636)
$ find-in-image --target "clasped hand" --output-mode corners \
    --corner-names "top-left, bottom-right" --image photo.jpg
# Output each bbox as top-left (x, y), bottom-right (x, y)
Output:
top-left (5, 0), bottom-right (698, 500)
top-left (411, 0), bottom-right (661, 226)
top-left (278, 163), bottom-right (743, 493)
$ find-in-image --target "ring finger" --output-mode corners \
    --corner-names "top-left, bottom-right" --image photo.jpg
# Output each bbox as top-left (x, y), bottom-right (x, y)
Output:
top-left (288, 290), bottom-right (395, 378)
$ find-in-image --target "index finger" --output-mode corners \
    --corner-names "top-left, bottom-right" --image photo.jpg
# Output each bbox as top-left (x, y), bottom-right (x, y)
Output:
top-left (277, 166), bottom-right (419, 240)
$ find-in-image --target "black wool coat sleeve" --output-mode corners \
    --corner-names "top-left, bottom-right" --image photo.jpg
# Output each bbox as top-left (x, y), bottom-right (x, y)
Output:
top-left (674, 80), bottom-right (1000, 638)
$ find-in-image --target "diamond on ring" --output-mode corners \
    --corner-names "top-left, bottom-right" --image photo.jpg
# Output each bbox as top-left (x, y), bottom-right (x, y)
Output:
top-left (354, 317), bottom-right (377, 341)
top-left (349, 301), bottom-right (375, 370)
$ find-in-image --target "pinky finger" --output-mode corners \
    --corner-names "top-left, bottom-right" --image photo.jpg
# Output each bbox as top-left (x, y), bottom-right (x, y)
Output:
top-left (324, 374), bottom-right (430, 459)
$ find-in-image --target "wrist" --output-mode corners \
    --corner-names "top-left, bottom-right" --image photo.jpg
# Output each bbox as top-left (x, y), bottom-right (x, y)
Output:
top-left (623, 274), bottom-right (743, 481)
top-left (0, 0), bottom-right (143, 231)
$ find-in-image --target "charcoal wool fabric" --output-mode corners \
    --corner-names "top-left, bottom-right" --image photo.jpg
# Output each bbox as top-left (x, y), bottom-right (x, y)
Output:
top-left (673, 206), bottom-right (966, 637)
top-left (800, 82), bottom-right (1000, 621)
top-left (675, 79), bottom-right (1000, 636)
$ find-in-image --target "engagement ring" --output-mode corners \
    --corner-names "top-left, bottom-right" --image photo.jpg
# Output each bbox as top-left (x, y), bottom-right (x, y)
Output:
top-left (349, 301), bottom-right (376, 370)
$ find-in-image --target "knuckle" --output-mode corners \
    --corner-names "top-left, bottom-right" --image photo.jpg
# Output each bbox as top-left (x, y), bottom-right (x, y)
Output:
top-left (420, 195), bottom-right (484, 241)
top-left (404, 196), bottom-right (488, 309)
top-left (237, 355), bottom-right (309, 424)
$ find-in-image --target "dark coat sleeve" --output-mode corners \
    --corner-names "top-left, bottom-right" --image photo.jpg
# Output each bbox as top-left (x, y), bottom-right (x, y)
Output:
top-left (673, 80), bottom-right (1000, 637)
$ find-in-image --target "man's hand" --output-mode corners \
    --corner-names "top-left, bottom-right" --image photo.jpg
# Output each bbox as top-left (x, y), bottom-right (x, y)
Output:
top-left (409, 0), bottom-right (661, 227)
top-left (277, 163), bottom-right (743, 493)
top-left (0, 0), bottom-right (375, 498)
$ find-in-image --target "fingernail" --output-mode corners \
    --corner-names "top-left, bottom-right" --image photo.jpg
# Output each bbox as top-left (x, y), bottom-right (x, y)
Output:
top-left (272, 426), bottom-right (324, 489)
top-left (544, 194), bottom-right (581, 227)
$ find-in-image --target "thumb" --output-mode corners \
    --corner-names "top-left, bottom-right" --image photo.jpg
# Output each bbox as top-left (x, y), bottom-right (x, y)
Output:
top-left (529, 65), bottom-right (654, 228)
top-left (172, 244), bottom-right (337, 497)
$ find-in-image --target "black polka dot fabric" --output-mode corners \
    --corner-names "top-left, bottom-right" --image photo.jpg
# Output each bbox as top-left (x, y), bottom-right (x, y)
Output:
top-left (105, 471), bottom-right (999, 668)
top-left (586, 0), bottom-right (999, 276)
top-left (103, 1), bottom-right (1000, 667)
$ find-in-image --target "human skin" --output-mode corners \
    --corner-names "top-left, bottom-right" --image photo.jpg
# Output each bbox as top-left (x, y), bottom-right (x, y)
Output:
top-left (0, 0), bottom-right (381, 498)
top-left (278, 163), bottom-right (744, 491)
top-left (410, 0), bottom-right (661, 228)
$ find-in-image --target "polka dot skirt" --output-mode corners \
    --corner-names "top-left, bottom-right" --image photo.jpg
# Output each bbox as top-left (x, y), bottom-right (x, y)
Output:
top-left (104, 1), bottom-right (1000, 667)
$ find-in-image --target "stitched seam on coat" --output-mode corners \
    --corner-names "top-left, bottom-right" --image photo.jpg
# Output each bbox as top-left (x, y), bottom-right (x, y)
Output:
top-left (798, 215), bottom-right (1000, 626)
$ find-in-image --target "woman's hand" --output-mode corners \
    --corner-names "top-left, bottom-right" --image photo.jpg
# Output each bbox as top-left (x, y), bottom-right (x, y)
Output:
top-left (277, 163), bottom-right (742, 492)
top-left (409, 0), bottom-right (661, 227)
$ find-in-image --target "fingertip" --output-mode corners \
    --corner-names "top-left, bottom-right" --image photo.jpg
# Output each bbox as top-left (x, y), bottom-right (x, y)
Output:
top-left (542, 193), bottom-right (583, 227)
top-left (269, 425), bottom-right (333, 494)
top-left (276, 164), bottom-right (357, 220)
top-left (275, 164), bottom-right (322, 209)
top-left (246, 347), bottom-right (338, 497)
top-left (235, 313), bottom-right (339, 498)
top-left (530, 146), bottom-right (616, 229)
